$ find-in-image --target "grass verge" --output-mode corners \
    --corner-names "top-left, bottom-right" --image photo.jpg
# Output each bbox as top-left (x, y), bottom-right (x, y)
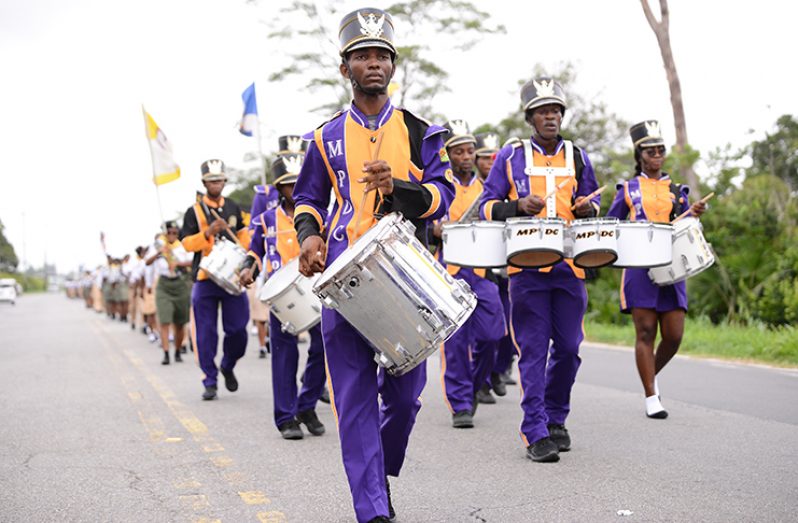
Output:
top-left (585, 317), bottom-right (798, 368)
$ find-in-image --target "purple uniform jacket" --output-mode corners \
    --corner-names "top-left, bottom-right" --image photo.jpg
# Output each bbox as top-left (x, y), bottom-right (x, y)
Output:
top-left (293, 100), bottom-right (455, 266)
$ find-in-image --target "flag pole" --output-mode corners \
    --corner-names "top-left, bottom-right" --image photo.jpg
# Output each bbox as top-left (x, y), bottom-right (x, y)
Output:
top-left (254, 117), bottom-right (267, 189)
top-left (154, 183), bottom-right (167, 233)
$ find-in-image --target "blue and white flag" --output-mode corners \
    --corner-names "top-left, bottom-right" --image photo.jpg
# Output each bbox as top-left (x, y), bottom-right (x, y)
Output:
top-left (239, 82), bottom-right (258, 137)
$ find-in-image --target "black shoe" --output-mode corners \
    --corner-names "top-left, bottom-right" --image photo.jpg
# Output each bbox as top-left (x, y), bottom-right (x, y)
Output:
top-left (366, 518), bottom-right (391, 523)
top-left (319, 386), bottom-right (331, 404)
top-left (202, 386), bottom-right (217, 401)
top-left (161, 352), bottom-right (170, 365)
top-left (502, 369), bottom-right (517, 385)
top-left (647, 410), bottom-right (669, 419)
top-left (491, 372), bottom-right (507, 397)
top-left (174, 350), bottom-right (183, 363)
top-left (547, 424), bottom-right (571, 452)
top-left (452, 410), bottom-right (474, 428)
top-left (385, 477), bottom-right (395, 520)
top-left (476, 385), bottom-right (496, 405)
top-left (296, 409), bottom-right (325, 436)
top-left (258, 349), bottom-right (267, 359)
top-left (278, 419), bottom-right (304, 440)
top-left (131, 323), bottom-right (136, 331)
top-left (220, 367), bottom-right (238, 392)
top-left (526, 437), bottom-right (560, 463)
top-left (180, 345), bottom-right (187, 354)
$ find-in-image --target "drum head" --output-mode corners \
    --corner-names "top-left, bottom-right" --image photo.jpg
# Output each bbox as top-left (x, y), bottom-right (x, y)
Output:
top-left (574, 250), bottom-right (618, 269)
top-left (508, 249), bottom-right (563, 269)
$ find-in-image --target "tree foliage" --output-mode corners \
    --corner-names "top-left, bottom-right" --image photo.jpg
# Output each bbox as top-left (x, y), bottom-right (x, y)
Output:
top-left (258, 0), bottom-right (503, 117)
top-left (0, 219), bottom-right (19, 272)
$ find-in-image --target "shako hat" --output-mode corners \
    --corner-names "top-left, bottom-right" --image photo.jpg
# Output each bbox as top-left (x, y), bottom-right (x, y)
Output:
top-left (521, 77), bottom-right (567, 113)
top-left (277, 135), bottom-right (307, 155)
top-left (339, 8), bottom-right (396, 58)
top-left (272, 154), bottom-right (303, 186)
top-left (629, 120), bottom-right (666, 148)
top-left (443, 119), bottom-right (476, 149)
top-left (474, 132), bottom-right (500, 157)
top-left (200, 159), bottom-right (227, 182)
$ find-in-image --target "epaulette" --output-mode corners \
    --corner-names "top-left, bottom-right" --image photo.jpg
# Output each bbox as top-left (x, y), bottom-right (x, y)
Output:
top-left (397, 107), bottom-right (432, 128)
top-left (302, 111), bottom-right (345, 141)
top-left (504, 137), bottom-right (522, 148)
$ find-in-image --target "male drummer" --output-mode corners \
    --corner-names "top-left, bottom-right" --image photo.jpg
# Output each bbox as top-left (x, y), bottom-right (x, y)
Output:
top-left (292, 8), bottom-right (454, 522)
top-left (480, 77), bottom-right (601, 463)
top-left (181, 159), bottom-right (251, 401)
top-left (431, 120), bottom-right (506, 428)
top-left (240, 154), bottom-right (327, 440)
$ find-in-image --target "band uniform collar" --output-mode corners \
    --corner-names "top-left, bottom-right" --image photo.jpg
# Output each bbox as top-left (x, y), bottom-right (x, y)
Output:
top-left (202, 195), bottom-right (225, 209)
top-left (349, 98), bottom-right (394, 130)
top-left (530, 135), bottom-right (565, 156)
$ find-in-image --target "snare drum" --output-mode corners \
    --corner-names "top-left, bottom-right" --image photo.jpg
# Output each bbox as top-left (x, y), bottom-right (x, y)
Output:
top-left (613, 221), bottom-right (672, 268)
top-left (199, 238), bottom-right (247, 295)
top-left (314, 213), bottom-right (477, 376)
top-left (648, 217), bottom-right (715, 286)
top-left (442, 221), bottom-right (506, 268)
top-left (259, 257), bottom-right (322, 335)
top-left (504, 217), bottom-right (565, 268)
top-left (570, 217), bottom-right (619, 268)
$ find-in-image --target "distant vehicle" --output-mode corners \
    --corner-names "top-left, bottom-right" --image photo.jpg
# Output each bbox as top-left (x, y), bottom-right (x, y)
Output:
top-left (0, 278), bottom-right (18, 305)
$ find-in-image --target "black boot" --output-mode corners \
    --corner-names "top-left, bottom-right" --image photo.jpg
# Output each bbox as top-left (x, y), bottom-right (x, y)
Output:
top-left (174, 349), bottom-right (183, 363)
top-left (161, 351), bottom-right (170, 365)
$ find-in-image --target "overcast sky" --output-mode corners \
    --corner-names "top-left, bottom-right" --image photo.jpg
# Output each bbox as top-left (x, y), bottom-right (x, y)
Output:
top-left (1, 0), bottom-right (796, 272)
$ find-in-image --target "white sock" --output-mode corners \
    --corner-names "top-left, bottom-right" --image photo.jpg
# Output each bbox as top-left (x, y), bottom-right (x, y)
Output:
top-left (646, 395), bottom-right (665, 416)
top-left (654, 377), bottom-right (660, 397)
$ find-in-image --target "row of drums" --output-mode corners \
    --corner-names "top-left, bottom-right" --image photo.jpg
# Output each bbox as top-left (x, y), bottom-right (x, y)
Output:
top-left (442, 216), bottom-right (716, 286)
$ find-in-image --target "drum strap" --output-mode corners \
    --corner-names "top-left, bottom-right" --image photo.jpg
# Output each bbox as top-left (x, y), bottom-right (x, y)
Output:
top-left (522, 139), bottom-right (576, 218)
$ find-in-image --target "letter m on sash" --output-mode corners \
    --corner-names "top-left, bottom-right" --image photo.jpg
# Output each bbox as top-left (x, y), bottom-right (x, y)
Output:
top-left (326, 140), bottom-right (343, 158)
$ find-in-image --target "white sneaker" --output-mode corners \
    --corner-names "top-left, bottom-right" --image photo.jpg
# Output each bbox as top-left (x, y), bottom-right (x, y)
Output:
top-left (148, 332), bottom-right (159, 344)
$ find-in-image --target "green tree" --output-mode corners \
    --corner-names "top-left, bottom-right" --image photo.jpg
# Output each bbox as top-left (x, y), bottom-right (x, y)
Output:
top-left (0, 219), bottom-right (19, 272)
top-left (259, 0), bottom-right (504, 117)
top-left (749, 114), bottom-right (798, 192)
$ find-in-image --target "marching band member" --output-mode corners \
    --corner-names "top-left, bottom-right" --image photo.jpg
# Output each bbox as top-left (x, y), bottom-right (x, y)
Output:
top-left (474, 132), bottom-right (499, 181)
top-left (480, 77), bottom-right (601, 463)
top-left (147, 221), bottom-right (193, 365)
top-left (606, 120), bottom-right (706, 419)
top-left (181, 159), bottom-right (251, 401)
top-left (249, 136), bottom-right (305, 219)
top-left (432, 121), bottom-right (506, 428)
top-left (292, 8), bottom-right (454, 522)
top-left (240, 155), bottom-right (327, 440)
top-left (475, 131), bottom-right (516, 397)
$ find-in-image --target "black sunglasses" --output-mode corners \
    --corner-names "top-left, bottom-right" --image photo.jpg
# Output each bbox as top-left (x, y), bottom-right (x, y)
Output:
top-left (643, 146), bottom-right (666, 157)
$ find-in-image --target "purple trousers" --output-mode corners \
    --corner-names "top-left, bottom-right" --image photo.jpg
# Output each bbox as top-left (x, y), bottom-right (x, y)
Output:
top-left (441, 269), bottom-right (506, 413)
top-left (191, 279), bottom-right (249, 388)
top-left (509, 263), bottom-right (586, 446)
top-left (493, 275), bottom-right (515, 376)
top-left (321, 308), bottom-right (426, 523)
top-left (269, 314), bottom-right (326, 427)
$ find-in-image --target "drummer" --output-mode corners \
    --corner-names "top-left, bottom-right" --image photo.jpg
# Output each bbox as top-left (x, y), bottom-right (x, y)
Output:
top-left (480, 77), bottom-right (601, 463)
top-left (474, 131), bottom-right (499, 181)
top-left (431, 120), bottom-right (506, 428)
top-left (240, 154), bottom-right (327, 441)
top-left (292, 8), bottom-right (455, 522)
top-left (181, 159), bottom-right (251, 401)
top-left (606, 120), bottom-right (706, 419)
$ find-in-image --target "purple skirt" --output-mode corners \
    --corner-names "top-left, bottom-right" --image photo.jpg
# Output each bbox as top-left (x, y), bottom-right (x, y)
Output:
top-left (619, 268), bottom-right (688, 314)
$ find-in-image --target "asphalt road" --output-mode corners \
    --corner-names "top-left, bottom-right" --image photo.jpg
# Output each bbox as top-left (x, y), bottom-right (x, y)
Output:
top-left (1, 293), bottom-right (796, 523)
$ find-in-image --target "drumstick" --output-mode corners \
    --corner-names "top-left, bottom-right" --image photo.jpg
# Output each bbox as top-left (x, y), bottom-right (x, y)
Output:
top-left (542, 179), bottom-right (570, 201)
top-left (671, 192), bottom-right (715, 223)
top-left (209, 209), bottom-right (243, 246)
top-left (354, 131), bottom-right (385, 238)
top-left (570, 185), bottom-right (607, 211)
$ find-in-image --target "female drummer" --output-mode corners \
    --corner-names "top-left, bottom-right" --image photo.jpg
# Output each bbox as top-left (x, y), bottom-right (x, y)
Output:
top-left (606, 120), bottom-right (706, 419)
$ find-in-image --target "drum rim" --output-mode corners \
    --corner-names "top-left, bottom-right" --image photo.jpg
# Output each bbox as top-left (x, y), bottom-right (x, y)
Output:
top-left (573, 249), bottom-right (619, 269)
top-left (507, 248), bottom-right (564, 269)
top-left (506, 216), bottom-right (565, 225)
top-left (613, 258), bottom-right (672, 269)
top-left (442, 221), bottom-right (506, 230)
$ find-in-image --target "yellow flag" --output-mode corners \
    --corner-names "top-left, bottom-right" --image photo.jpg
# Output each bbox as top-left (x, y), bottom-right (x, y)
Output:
top-left (142, 107), bottom-right (180, 186)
